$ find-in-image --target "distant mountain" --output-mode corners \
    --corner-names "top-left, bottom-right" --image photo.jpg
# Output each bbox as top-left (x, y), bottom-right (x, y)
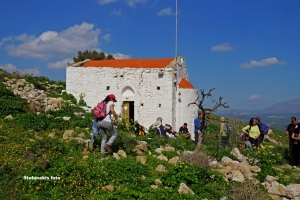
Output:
top-left (217, 98), bottom-right (300, 116)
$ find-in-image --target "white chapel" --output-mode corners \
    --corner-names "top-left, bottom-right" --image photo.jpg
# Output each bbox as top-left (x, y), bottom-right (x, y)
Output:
top-left (66, 56), bottom-right (198, 138)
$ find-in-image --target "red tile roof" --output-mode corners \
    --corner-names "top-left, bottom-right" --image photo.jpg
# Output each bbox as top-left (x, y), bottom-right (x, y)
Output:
top-left (83, 58), bottom-right (174, 68)
top-left (179, 78), bottom-right (194, 89)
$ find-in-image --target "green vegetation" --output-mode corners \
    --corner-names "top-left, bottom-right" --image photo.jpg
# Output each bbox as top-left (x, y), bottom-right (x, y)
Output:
top-left (0, 69), bottom-right (298, 199)
top-left (73, 50), bottom-right (115, 63)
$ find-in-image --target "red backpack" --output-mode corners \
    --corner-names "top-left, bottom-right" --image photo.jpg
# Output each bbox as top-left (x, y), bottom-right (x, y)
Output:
top-left (93, 101), bottom-right (108, 119)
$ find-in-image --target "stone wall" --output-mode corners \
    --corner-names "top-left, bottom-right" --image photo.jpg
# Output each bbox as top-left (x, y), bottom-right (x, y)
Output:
top-left (4, 78), bottom-right (63, 113)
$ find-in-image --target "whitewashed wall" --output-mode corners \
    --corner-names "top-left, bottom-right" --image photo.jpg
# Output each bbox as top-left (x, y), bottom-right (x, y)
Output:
top-left (175, 88), bottom-right (198, 140)
top-left (66, 66), bottom-right (174, 129)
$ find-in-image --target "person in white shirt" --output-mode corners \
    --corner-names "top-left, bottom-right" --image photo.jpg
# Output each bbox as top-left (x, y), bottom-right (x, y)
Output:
top-left (97, 94), bottom-right (119, 154)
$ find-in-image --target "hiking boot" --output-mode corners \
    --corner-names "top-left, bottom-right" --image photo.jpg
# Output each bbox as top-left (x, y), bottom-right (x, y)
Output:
top-left (105, 144), bottom-right (112, 154)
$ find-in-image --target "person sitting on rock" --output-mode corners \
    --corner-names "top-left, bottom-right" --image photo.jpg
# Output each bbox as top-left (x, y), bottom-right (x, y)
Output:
top-left (153, 117), bottom-right (167, 138)
top-left (179, 123), bottom-right (191, 139)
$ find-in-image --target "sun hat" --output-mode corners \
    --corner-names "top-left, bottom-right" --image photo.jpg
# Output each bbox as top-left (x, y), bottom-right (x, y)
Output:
top-left (220, 117), bottom-right (226, 122)
top-left (153, 121), bottom-right (162, 128)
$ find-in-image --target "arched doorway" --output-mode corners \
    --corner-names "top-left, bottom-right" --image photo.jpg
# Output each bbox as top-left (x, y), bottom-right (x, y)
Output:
top-left (121, 86), bottom-right (135, 122)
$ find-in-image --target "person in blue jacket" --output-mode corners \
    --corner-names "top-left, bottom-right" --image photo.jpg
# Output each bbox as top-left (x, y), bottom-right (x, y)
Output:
top-left (194, 113), bottom-right (203, 145)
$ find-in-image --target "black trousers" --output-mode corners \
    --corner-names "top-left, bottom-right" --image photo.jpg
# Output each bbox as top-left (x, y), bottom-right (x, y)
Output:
top-left (221, 135), bottom-right (230, 149)
top-left (289, 140), bottom-right (295, 164)
top-left (292, 143), bottom-right (299, 166)
top-left (249, 137), bottom-right (258, 148)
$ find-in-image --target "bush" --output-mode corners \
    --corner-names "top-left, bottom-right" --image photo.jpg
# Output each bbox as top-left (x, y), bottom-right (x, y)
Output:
top-left (61, 92), bottom-right (77, 104)
top-left (226, 181), bottom-right (270, 200)
top-left (0, 82), bottom-right (28, 117)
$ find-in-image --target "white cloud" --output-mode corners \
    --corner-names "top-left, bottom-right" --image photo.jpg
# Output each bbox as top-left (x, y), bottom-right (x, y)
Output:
top-left (48, 58), bottom-right (73, 69)
top-left (112, 53), bottom-right (131, 59)
top-left (0, 63), bottom-right (17, 72)
top-left (3, 22), bottom-right (101, 59)
top-left (110, 9), bottom-right (122, 16)
top-left (102, 34), bottom-right (112, 41)
top-left (157, 7), bottom-right (174, 16)
top-left (0, 63), bottom-right (40, 75)
top-left (125, 0), bottom-right (147, 7)
top-left (0, 37), bottom-right (12, 48)
top-left (211, 42), bottom-right (233, 51)
top-left (240, 57), bottom-right (286, 69)
top-left (248, 95), bottom-right (261, 100)
top-left (98, 0), bottom-right (118, 5)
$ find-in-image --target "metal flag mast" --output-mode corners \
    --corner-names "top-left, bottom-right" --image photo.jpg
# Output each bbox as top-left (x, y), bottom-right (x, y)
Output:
top-left (175, 0), bottom-right (180, 130)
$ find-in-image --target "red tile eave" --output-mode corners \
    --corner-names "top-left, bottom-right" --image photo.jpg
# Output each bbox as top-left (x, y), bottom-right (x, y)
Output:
top-left (179, 78), bottom-right (194, 89)
top-left (83, 58), bottom-right (174, 68)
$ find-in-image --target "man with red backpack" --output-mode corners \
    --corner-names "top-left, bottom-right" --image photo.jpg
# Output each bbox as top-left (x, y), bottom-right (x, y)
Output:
top-left (255, 117), bottom-right (269, 150)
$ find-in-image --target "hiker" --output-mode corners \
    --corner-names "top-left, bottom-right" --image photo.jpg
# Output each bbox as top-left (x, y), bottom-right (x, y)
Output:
top-left (219, 117), bottom-right (230, 149)
top-left (165, 124), bottom-right (177, 138)
top-left (242, 118), bottom-right (260, 149)
top-left (179, 123), bottom-right (191, 139)
top-left (291, 124), bottom-right (300, 168)
top-left (285, 117), bottom-right (299, 166)
top-left (194, 113), bottom-right (203, 145)
top-left (153, 117), bottom-right (167, 138)
top-left (135, 123), bottom-right (146, 136)
top-left (96, 94), bottom-right (119, 154)
top-left (90, 119), bottom-right (98, 143)
top-left (255, 117), bottom-right (268, 150)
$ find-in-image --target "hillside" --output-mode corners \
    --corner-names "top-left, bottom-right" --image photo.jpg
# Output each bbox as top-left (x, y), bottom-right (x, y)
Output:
top-left (1, 69), bottom-right (300, 199)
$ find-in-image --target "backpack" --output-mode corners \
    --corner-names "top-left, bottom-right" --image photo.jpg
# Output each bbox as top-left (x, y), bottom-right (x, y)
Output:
top-left (224, 122), bottom-right (233, 135)
top-left (93, 101), bottom-right (108, 119)
top-left (258, 122), bottom-right (269, 135)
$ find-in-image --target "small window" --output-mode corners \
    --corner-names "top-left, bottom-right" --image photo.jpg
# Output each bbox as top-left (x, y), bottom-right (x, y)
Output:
top-left (140, 103), bottom-right (144, 106)
top-left (158, 103), bottom-right (161, 108)
top-left (157, 86), bottom-right (160, 90)
top-left (120, 75), bottom-right (124, 77)
top-left (106, 86), bottom-right (110, 90)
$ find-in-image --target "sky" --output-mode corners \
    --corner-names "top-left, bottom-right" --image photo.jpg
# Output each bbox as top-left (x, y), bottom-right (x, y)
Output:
top-left (0, 0), bottom-right (299, 111)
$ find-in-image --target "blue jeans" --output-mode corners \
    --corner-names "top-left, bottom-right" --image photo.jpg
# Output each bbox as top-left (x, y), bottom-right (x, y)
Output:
top-left (245, 141), bottom-right (253, 151)
top-left (90, 119), bottom-right (99, 142)
top-left (97, 120), bottom-right (118, 154)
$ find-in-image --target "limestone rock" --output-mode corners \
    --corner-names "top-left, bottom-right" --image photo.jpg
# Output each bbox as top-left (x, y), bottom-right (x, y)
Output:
top-left (154, 179), bottom-right (162, 185)
top-left (231, 170), bottom-right (245, 182)
top-left (249, 165), bottom-right (261, 173)
top-left (268, 181), bottom-right (285, 197)
top-left (285, 184), bottom-right (300, 199)
top-left (157, 154), bottom-right (168, 162)
top-left (133, 143), bottom-right (148, 154)
top-left (113, 153), bottom-right (120, 160)
top-left (136, 156), bottom-right (147, 165)
top-left (265, 175), bottom-right (279, 184)
top-left (117, 150), bottom-right (127, 158)
top-left (178, 183), bottom-right (194, 195)
top-left (103, 185), bottom-right (114, 192)
top-left (155, 147), bottom-right (164, 154)
top-left (168, 156), bottom-right (179, 165)
top-left (63, 130), bottom-right (75, 139)
top-left (155, 164), bottom-right (167, 172)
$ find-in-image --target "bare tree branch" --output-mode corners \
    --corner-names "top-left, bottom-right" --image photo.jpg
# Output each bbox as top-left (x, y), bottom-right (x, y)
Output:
top-left (182, 88), bottom-right (229, 166)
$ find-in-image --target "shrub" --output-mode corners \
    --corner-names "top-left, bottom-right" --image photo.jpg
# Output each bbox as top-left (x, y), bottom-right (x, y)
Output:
top-left (61, 92), bottom-right (77, 104)
top-left (226, 181), bottom-right (270, 200)
top-left (0, 82), bottom-right (28, 117)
